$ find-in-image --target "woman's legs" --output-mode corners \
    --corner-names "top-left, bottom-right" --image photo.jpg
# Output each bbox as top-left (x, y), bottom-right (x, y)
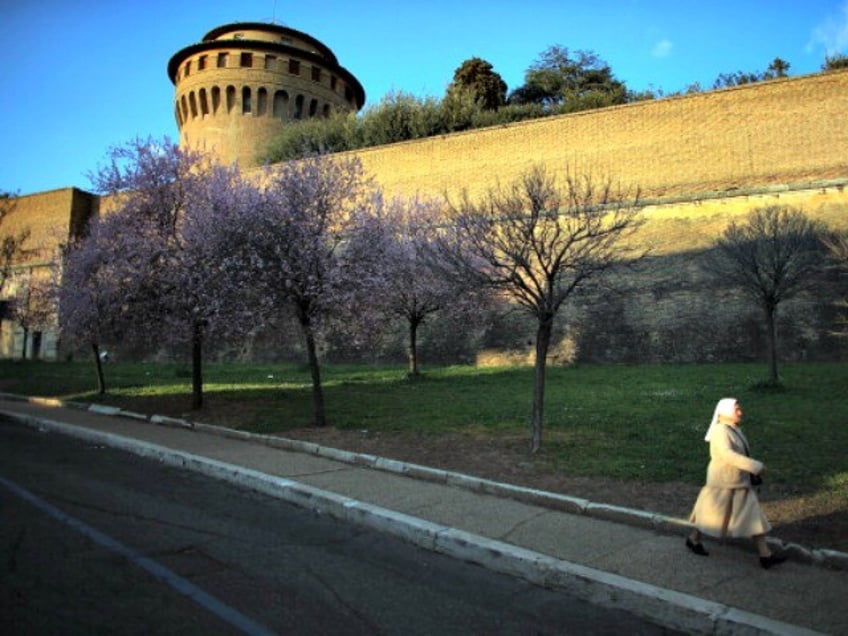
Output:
top-left (686, 529), bottom-right (709, 555)
top-left (755, 533), bottom-right (787, 568)
top-left (754, 534), bottom-right (771, 557)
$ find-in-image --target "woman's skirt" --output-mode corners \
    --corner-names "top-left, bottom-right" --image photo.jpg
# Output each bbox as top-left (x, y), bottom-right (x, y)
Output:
top-left (689, 486), bottom-right (772, 538)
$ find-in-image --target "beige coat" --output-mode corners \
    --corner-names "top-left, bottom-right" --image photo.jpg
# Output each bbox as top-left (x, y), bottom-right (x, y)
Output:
top-left (689, 423), bottom-right (771, 538)
top-left (705, 423), bottom-right (763, 489)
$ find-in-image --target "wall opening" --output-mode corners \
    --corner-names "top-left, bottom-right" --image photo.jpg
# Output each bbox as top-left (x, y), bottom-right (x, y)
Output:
top-left (242, 87), bottom-right (252, 114)
top-left (273, 90), bottom-right (289, 118)
top-left (211, 86), bottom-right (221, 114)
top-left (257, 87), bottom-right (268, 116)
top-left (199, 88), bottom-right (209, 116)
top-left (226, 85), bottom-right (236, 113)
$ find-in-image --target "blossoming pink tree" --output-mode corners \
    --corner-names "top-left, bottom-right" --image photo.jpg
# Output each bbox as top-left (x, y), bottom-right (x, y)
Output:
top-left (60, 212), bottom-right (135, 392)
top-left (234, 154), bottom-right (386, 426)
top-left (377, 195), bottom-right (489, 376)
top-left (62, 137), bottom-right (260, 407)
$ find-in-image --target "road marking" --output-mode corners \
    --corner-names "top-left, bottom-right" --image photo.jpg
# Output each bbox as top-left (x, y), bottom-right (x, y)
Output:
top-left (0, 475), bottom-right (275, 636)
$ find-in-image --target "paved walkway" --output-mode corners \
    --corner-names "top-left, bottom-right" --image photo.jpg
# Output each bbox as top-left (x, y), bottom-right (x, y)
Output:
top-left (1, 395), bottom-right (845, 635)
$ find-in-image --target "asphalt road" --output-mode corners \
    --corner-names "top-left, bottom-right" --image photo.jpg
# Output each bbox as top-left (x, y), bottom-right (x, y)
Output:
top-left (0, 418), bottom-right (675, 634)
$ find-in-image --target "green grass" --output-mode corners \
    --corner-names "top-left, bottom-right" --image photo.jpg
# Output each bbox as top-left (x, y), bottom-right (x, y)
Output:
top-left (2, 360), bottom-right (846, 496)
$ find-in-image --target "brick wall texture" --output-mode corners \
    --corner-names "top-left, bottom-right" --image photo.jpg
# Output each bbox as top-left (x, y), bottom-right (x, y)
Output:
top-left (346, 70), bottom-right (848, 204)
top-left (5, 188), bottom-right (98, 264)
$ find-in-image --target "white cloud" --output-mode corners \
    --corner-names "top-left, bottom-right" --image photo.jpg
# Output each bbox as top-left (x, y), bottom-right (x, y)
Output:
top-left (651, 39), bottom-right (673, 58)
top-left (808, 1), bottom-right (848, 54)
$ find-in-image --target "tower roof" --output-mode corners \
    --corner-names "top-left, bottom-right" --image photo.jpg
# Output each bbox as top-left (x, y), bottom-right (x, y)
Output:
top-left (203, 22), bottom-right (338, 63)
top-left (167, 22), bottom-right (365, 108)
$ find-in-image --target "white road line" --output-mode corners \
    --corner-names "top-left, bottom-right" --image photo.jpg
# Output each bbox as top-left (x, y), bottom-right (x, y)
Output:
top-left (0, 475), bottom-right (276, 636)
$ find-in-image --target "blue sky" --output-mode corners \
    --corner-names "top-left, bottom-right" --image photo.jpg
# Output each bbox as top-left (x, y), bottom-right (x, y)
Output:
top-left (2, 0), bottom-right (847, 195)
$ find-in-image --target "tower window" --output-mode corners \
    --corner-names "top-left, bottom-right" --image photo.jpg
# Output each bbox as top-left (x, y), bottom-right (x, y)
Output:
top-left (242, 87), bottom-right (252, 114)
top-left (199, 88), bottom-right (209, 116)
top-left (198, 55), bottom-right (207, 71)
top-left (273, 90), bottom-right (289, 118)
top-left (184, 61), bottom-right (191, 77)
top-left (257, 88), bottom-right (268, 116)
top-left (217, 52), bottom-right (228, 68)
top-left (240, 52), bottom-right (253, 68)
top-left (294, 94), bottom-right (304, 119)
top-left (330, 76), bottom-right (337, 90)
top-left (211, 86), bottom-right (221, 114)
top-left (226, 85), bottom-right (236, 113)
top-left (288, 59), bottom-right (300, 75)
top-left (309, 98), bottom-right (318, 117)
top-left (264, 55), bottom-right (277, 70)
top-left (189, 92), bottom-right (198, 118)
top-left (311, 66), bottom-right (321, 82)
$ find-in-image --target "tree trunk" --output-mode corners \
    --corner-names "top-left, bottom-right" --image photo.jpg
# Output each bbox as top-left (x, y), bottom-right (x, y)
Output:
top-left (530, 317), bottom-right (554, 454)
top-left (191, 323), bottom-right (203, 410)
top-left (408, 317), bottom-right (420, 377)
top-left (766, 304), bottom-right (779, 385)
top-left (92, 342), bottom-right (106, 395)
top-left (302, 321), bottom-right (326, 427)
top-left (21, 327), bottom-right (29, 360)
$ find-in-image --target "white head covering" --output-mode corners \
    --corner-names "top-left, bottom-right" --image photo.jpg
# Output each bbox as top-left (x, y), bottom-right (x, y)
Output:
top-left (704, 397), bottom-right (737, 442)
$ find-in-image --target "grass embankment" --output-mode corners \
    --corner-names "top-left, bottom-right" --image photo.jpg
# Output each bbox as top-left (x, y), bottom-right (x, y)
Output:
top-left (2, 360), bottom-right (845, 499)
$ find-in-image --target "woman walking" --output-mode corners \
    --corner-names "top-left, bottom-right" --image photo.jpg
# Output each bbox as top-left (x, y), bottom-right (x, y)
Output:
top-left (686, 398), bottom-right (786, 569)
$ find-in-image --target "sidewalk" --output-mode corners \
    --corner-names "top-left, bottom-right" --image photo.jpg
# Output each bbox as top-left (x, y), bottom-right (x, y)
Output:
top-left (1, 395), bottom-right (845, 635)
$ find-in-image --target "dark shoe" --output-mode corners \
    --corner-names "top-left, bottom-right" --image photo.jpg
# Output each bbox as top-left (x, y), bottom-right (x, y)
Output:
top-left (686, 538), bottom-right (709, 556)
top-left (760, 553), bottom-right (787, 569)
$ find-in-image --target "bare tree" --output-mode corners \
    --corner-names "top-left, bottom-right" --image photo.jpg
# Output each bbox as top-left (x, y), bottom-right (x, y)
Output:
top-left (445, 165), bottom-right (642, 452)
top-left (705, 205), bottom-right (828, 385)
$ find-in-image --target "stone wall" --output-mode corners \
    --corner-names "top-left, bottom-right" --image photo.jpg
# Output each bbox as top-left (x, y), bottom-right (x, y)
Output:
top-left (344, 70), bottom-right (848, 206)
top-left (4, 71), bottom-right (847, 360)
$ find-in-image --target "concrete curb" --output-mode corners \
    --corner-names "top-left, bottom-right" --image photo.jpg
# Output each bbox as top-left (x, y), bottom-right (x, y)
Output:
top-left (189, 418), bottom-right (846, 571)
top-left (2, 392), bottom-right (846, 572)
top-left (4, 410), bottom-right (823, 636)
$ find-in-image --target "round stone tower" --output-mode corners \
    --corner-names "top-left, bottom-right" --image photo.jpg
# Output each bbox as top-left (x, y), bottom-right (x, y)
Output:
top-left (168, 22), bottom-right (366, 168)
